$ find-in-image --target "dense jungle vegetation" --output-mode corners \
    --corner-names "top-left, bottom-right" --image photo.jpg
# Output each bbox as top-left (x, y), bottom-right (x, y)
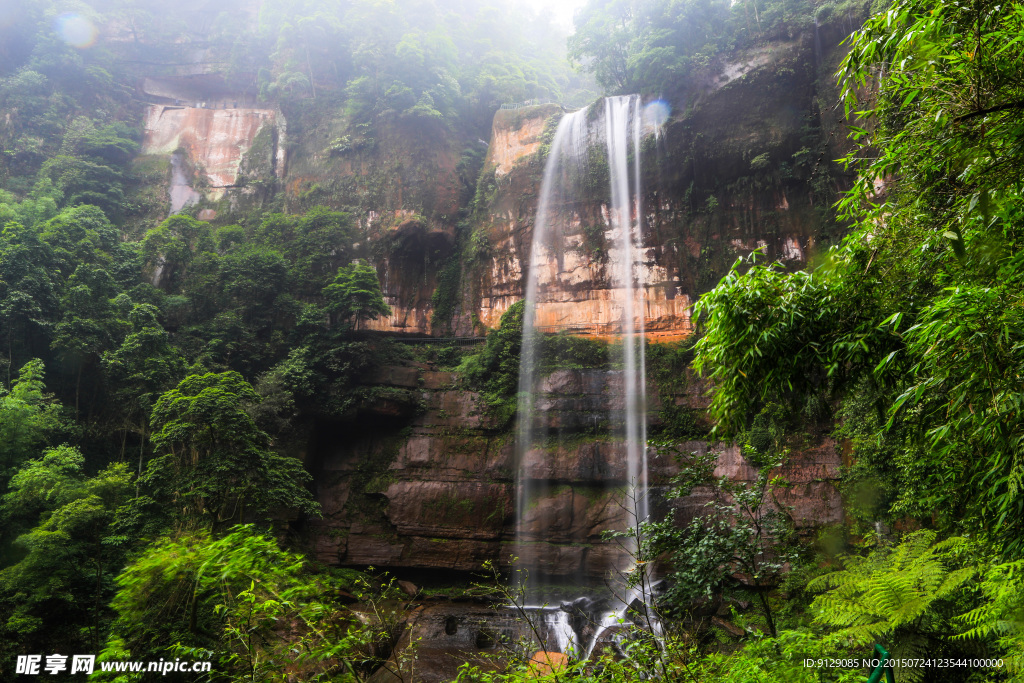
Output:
top-left (2, 0), bottom-right (1024, 681)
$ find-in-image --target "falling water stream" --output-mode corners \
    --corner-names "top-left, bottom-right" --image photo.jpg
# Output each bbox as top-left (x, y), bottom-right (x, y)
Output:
top-left (515, 95), bottom-right (656, 658)
top-left (605, 94), bottom-right (649, 539)
top-left (169, 151), bottom-right (201, 214)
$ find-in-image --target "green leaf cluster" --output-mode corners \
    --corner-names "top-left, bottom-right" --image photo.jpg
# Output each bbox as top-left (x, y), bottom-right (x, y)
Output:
top-left (693, 0), bottom-right (1024, 553)
top-left (102, 525), bottom-right (384, 681)
top-left (569, 0), bottom-right (820, 94)
top-left (809, 532), bottom-right (976, 678)
top-left (145, 371), bottom-right (318, 529)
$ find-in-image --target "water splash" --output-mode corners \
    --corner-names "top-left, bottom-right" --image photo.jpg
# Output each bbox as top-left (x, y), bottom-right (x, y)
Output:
top-left (542, 608), bottom-right (578, 657)
top-left (584, 584), bottom-right (664, 659)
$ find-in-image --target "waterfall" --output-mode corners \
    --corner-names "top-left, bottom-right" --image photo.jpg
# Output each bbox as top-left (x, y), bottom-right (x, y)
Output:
top-left (169, 151), bottom-right (201, 214)
top-left (515, 95), bottom-right (652, 654)
top-left (514, 104), bottom-right (590, 593)
top-left (604, 95), bottom-right (648, 536)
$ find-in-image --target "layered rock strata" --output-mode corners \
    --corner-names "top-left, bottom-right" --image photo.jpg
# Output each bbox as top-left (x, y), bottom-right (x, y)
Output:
top-left (309, 366), bottom-right (843, 579)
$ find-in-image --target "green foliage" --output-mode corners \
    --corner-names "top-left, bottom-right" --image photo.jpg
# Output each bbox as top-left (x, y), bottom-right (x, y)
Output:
top-left (646, 443), bottom-right (798, 636)
top-left (957, 559), bottom-right (1024, 677)
top-left (18, 1), bottom-right (1024, 678)
top-left (52, 264), bottom-right (129, 417)
top-left (135, 208), bottom-right (370, 377)
top-left (0, 222), bottom-right (57, 370)
top-left (692, 250), bottom-right (887, 436)
top-left (0, 359), bottom-right (61, 485)
top-left (39, 205), bottom-right (120, 277)
top-left (257, 207), bottom-right (357, 297)
top-left (430, 255), bottom-right (462, 334)
top-left (145, 372), bottom-right (319, 529)
top-left (836, 0), bottom-right (1024, 552)
top-left (459, 561), bottom-right (864, 683)
top-left (103, 525), bottom-right (385, 681)
top-left (455, 629), bottom-right (863, 682)
top-left (460, 305), bottom-right (613, 427)
top-left (569, 0), bottom-right (816, 94)
top-left (103, 304), bottom-right (185, 412)
top-left (809, 532), bottom-right (979, 681)
top-left (0, 446), bottom-right (133, 658)
top-left (0, 16), bottom-right (134, 197)
top-left (693, 0), bottom-right (1024, 556)
top-left (1, 203), bottom-right (140, 395)
top-left (539, 333), bottom-right (609, 372)
top-left (647, 341), bottom-right (709, 438)
top-left (324, 261), bottom-right (391, 329)
top-left (459, 300), bottom-right (524, 425)
top-left (141, 214), bottom-right (215, 293)
top-left (0, 1), bottom-right (601, 674)
top-left (689, 630), bottom-right (861, 682)
top-left (255, 0), bottom-right (594, 135)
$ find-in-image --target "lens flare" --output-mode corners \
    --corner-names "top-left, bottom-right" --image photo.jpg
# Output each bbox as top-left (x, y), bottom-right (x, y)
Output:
top-left (642, 99), bottom-right (671, 135)
top-left (54, 13), bottom-right (97, 48)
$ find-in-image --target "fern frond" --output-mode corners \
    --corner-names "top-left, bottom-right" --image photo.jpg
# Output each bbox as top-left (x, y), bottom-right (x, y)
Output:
top-left (811, 530), bottom-right (975, 656)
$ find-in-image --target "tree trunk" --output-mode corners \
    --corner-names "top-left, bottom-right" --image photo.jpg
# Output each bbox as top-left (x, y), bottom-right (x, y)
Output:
top-left (75, 363), bottom-right (82, 422)
top-left (137, 426), bottom-right (146, 497)
top-left (306, 45), bottom-right (316, 99)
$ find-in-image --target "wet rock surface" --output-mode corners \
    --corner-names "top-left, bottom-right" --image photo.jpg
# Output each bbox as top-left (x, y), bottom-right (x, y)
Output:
top-left (309, 367), bottom-right (844, 579)
top-left (361, 600), bottom-right (522, 683)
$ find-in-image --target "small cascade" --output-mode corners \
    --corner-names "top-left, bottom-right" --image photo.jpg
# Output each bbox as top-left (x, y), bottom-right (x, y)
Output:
top-left (515, 95), bottom-right (662, 659)
top-left (169, 151), bottom-right (201, 214)
top-left (541, 608), bottom-right (577, 657)
top-left (813, 14), bottom-right (822, 67)
top-left (584, 586), bottom-right (664, 659)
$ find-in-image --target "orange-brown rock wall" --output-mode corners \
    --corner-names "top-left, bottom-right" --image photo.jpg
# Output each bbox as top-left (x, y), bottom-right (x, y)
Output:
top-left (141, 105), bottom-right (277, 196)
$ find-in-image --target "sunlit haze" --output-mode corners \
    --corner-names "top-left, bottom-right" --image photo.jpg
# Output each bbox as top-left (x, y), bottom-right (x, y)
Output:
top-left (519, 0), bottom-right (588, 30)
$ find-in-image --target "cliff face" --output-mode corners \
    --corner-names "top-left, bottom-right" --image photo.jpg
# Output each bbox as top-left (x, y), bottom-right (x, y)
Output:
top-left (307, 365), bottom-right (843, 578)
top-left (129, 25), bottom-right (853, 340)
top-left (121, 18), bottom-right (857, 578)
top-left (302, 25), bottom-right (857, 576)
top-left (280, 109), bottom-right (466, 336)
top-left (140, 104), bottom-right (279, 200)
top-left (467, 106), bottom-right (694, 341)
top-left (455, 34), bottom-right (852, 340)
